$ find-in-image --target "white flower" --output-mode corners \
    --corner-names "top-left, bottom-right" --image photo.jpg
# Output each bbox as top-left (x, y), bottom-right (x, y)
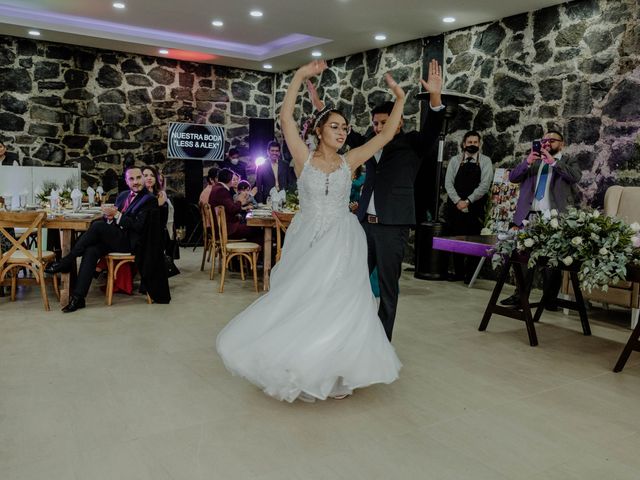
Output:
top-left (630, 222), bottom-right (640, 233)
top-left (571, 236), bottom-right (583, 246)
top-left (591, 232), bottom-right (599, 241)
top-left (579, 211), bottom-right (586, 220)
top-left (550, 209), bottom-right (558, 217)
top-left (592, 210), bottom-right (600, 218)
top-left (523, 238), bottom-right (535, 248)
top-left (521, 219), bottom-right (529, 226)
top-left (599, 247), bottom-right (608, 255)
top-left (632, 235), bottom-right (640, 248)
top-left (562, 256), bottom-right (574, 266)
top-left (480, 228), bottom-right (492, 236)
top-left (550, 218), bottom-right (559, 229)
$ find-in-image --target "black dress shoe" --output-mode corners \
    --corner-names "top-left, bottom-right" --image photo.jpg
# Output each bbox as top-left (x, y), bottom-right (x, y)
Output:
top-left (45, 260), bottom-right (72, 274)
top-left (62, 296), bottom-right (85, 313)
top-left (500, 294), bottom-right (521, 306)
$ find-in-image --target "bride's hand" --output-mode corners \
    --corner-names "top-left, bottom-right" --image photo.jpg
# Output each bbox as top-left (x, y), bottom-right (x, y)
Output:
top-left (296, 60), bottom-right (328, 80)
top-left (385, 73), bottom-right (405, 101)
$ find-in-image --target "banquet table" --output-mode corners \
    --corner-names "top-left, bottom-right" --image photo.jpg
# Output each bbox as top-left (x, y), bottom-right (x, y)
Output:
top-left (246, 210), bottom-right (294, 291)
top-left (44, 212), bottom-right (101, 306)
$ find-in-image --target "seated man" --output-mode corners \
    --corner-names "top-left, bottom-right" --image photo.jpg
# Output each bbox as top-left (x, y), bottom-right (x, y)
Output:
top-left (209, 168), bottom-right (261, 244)
top-left (46, 165), bottom-right (156, 312)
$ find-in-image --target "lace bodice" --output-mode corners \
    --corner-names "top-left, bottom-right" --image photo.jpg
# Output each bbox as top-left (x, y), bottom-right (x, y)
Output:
top-left (291, 154), bottom-right (351, 242)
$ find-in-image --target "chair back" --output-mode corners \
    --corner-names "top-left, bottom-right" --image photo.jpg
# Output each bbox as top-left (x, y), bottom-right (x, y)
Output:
top-left (203, 203), bottom-right (217, 245)
top-left (604, 186), bottom-right (640, 225)
top-left (272, 211), bottom-right (290, 263)
top-left (214, 206), bottom-right (229, 254)
top-left (0, 211), bottom-right (46, 271)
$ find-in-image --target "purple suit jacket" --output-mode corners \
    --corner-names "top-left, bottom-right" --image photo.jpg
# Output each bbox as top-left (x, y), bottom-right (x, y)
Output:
top-left (509, 155), bottom-right (582, 227)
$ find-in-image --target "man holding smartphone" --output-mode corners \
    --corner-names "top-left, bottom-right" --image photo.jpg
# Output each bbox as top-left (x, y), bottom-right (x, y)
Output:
top-left (501, 129), bottom-right (582, 307)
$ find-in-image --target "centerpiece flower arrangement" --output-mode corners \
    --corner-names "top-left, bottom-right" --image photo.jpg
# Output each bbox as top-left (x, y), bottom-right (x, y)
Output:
top-left (284, 187), bottom-right (300, 212)
top-left (491, 207), bottom-right (640, 292)
top-left (35, 179), bottom-right (76, 208)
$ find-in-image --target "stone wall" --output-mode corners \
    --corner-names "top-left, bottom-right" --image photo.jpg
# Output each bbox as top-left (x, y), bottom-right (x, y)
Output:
top-left (274, 39), bottom-right (424, 135)
top-left (274, 0), bottom-right (640, 208)
top-left (0, 35), bottom-right (274, 196)
top-left (443, 0), bottom-right (640, 206)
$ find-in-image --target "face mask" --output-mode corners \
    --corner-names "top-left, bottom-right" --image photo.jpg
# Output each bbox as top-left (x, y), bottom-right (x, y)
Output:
top-left (230, 158), bottom-right (239, 165)
top-left (464, 145), bottom-right (479, 154)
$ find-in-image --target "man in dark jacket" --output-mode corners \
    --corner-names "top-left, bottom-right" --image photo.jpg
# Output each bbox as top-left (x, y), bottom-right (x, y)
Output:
top-left (219, 148), bottom-right (248, 180)
top-left (254, 141), bottom-right (296, 203)
top-left (46, 165), bottom-right (156, 312)
top-left (353, 60), bottom-right (444, 340)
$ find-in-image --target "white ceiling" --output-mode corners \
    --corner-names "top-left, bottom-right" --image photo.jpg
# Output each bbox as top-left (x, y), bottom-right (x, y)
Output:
top-left (0, 0), bottom-right (566, 72)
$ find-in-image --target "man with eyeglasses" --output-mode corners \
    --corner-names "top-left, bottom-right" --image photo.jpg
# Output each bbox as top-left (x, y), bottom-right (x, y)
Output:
top-left (501, 129), bottom-right (582, 308)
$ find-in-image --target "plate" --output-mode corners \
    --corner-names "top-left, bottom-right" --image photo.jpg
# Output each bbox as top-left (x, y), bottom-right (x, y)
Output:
top-left (63, 212), bottom-right (94, 219)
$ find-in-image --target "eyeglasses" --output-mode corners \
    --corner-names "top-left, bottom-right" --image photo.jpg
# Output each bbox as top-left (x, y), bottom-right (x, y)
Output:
top-left (328, 122), bottom-right (351, 134)
top-left (542, 138), bottom-right (562, 143)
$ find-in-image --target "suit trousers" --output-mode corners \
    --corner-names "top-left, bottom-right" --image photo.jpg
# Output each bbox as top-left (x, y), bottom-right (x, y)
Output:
top-left (67, 221), bottom-right (130, 298)
top-left (362, 222), bottom-right (409, 341)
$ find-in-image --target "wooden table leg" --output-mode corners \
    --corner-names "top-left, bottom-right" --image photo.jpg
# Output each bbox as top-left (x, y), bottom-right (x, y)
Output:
top-left (614, 318), bottom-right (640, 372)
top-left (262, 227), bottom-right (272, 291)
top-left (479, 259), bottom-right (510, 331)
top-left (58, 229), bottom-right (73, 306)
top-left (569, 271), bottom-right (591, 336)
top-left (513, 262), bottom-right (538, 346)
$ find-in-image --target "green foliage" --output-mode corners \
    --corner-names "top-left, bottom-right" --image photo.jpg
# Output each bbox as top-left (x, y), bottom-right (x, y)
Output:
top-left (492, 208), bottom-right (640, 292)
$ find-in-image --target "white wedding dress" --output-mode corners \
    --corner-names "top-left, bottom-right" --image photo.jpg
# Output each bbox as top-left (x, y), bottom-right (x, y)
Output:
top-left (216, 154), bottom-right (401, 402)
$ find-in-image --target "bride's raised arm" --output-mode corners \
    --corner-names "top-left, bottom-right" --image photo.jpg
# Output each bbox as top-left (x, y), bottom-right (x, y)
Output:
top-left (280, 60), bottom-right (328, 176)
top-left (346, 74), bottom-right (405, 171)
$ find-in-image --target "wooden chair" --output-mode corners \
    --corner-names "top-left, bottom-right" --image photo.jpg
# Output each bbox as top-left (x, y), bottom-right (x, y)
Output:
top-left (199, 203), bottom-right (212, 271)
top-left (214, 206), bottom-right (261, 293)
top-left (202, 203), bottom-right (220, 280)
top-left (105, 253), bottom-right (152, 306)
top-left (0, 211), bottom-right (59, 311)
top-left (272, 211), bottom-right (293, 264)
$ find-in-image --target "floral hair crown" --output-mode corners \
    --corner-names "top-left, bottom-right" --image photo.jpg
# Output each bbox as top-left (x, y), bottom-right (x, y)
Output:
top-left (312, 105), bottom-right (334, 130)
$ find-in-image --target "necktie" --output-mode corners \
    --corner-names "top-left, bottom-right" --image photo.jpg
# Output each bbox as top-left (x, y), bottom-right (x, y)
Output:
top-left (122, 192), bottom-right (136, 212)
top-left (535, 163), bottom-right (549, 201)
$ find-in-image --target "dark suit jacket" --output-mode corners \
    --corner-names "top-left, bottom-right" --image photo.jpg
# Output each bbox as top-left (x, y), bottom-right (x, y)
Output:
top-left (255, 159), bottom-right (296, 203)
top-left (114, 189), bottom-right (156, 251)
top-left (208, 183), bottom-right (244, 237)
top-left (354, 108), bottom-right (445, 225)
top-left (509, 155), bottom-right (582, 226)
top-left (0, 152), bottom-right (19, 165)
top-left (219, 160), bottom-right (248, 180)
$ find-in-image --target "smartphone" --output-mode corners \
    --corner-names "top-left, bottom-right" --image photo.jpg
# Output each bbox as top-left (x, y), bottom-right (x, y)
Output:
top-left (532, 140), bottom-right (542, 154)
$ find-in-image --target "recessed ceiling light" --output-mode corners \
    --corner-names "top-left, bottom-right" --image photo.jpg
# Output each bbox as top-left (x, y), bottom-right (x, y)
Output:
top-left (443, 17), bottom-right (456, 23)
top-left (374, 34), bottom-right (387, 41)
top-left (113, 2), bottom-right (126, 9)
top-left (211, 20), bottom-right (224, 27)
top-left (158, 49), bottom-right (169, 55)
top-left (263, 64), bottom-right (273, 69)
top-left (311, 51), bottom-right (322, 57)
top-left (249, 10), bottom-right (263, 17)
top-left (28, 30), bottom-right (41, 36)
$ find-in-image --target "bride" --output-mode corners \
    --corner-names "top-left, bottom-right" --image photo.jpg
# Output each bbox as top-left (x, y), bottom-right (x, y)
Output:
top-left (217, 60), bottom-right (405, 402)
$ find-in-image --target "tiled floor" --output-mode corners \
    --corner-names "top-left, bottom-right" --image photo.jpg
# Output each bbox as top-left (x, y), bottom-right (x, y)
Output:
top-left (1, 249), bottom-right (639, 479)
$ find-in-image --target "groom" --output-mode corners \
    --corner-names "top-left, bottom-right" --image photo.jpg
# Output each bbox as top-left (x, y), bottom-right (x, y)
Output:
top-left (308, 60), bottom-right (444, 340)
top-left (354, 60), bottom-right (444, 340)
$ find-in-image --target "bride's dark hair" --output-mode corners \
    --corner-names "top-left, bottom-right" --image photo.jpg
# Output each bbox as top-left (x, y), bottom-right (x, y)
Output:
top-left (306, 108), bottom-right (347, 141)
